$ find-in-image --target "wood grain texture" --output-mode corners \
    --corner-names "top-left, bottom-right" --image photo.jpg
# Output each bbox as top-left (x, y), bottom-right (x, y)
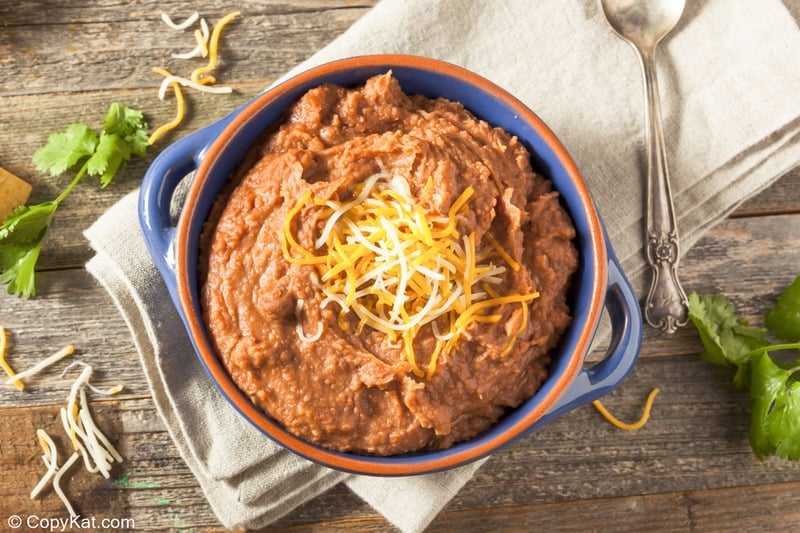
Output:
top-left (1, 1), bottom-right (377, 96)
top-left (1, 1), bottom-right (799, 531)
top-left (1, 214), bottom-right (799, 531)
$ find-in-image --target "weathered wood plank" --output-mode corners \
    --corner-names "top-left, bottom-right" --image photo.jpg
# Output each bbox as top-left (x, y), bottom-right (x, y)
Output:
top-left (432, 480), bottom-right (800, 533)
top-left (2, 211), bottom-right (798, 407)
top-left (0, 401), bottom-right (128, 526)
top-left (3, 1), bottom-right (798, 532)
top-left (1, 1), bottom-right (376, 96)
top-left (0, 85), bottom-right (267, 274)
top-left (680, 212), bottom-right (800, 322)
top-left (1, 96), bottom-right (797, 275)
top-left (0, 269), bottom-right (148, 407)
top-left (0, 397), bottom-right (227, 530)
top-left (3, 341), bottom-right (800, 530)
top-left (735, 165), bottom-right (800, 218)
top-left (259, 479), bottom-right (800, 532)
top-left (639, 210), bottom-right (800, 358)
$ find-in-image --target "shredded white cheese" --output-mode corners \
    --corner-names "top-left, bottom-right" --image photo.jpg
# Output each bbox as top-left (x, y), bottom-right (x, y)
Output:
top-left (30, 430), bottom-right (58, 499)
top-left (171, 17), bottom-right (210, 59)
top-left (59, 362), bottom-right (123, 479)
top-left (5, 344), bottom-right (74, 386)
top-left (157, 74), bottom-right (233, 100)
top-left (161, 12), bottom-right (199, 30)
top-left (6, 333), bottom-right (125, 515)
top-left (52, 452), bottom-right (80, 518)
top-left (30, 429), bottom-right (80, 518)
top-left (281, 172), bottom-right (539, 377)
top-left (295, 299), bottom-right (325, 343)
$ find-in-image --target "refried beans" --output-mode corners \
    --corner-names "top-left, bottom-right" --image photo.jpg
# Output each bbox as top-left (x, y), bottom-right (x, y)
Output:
top-left (201, 72), bottom-right (579, 455)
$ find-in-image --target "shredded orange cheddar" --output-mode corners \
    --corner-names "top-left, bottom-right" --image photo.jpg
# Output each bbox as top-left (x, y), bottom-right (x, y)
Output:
top-left (194, 27), bottom-right (209, 58)
top-left (148, 67), bottom-right (186, 146)
top-left (485, 232), bottom-right (521, 272)
top-left (593, 388), bottom-right (661, 431)
top-left (191, 11), bottom-right (240, 85)
top-left (281, 172), bottom-right (539, 378)
top-left (150, 12), bottom-right (239, 144)
top-left (0, 327), bottom-right (24, 391)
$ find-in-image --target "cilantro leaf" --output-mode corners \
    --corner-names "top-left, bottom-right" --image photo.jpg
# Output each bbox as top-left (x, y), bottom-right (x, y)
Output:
top-left (0, 202), bottom-right (58, 298)
top-left (86, 103), bottom-right (149, 188)
top-left (748, 352), bottom-right (800, 460)
top-left (87, 132), bottom-right (131, 188)
top-left (103, 102), bottom-right (149, 157)
top-left (0, 101), bottom-right (149, 298)
top-left (32, 123), bottom-right (98, 176)
top-left (765, 276), bottom-right (800, 342)
top-left (687, 292), bottom-right (769, 369)
top-left (689, 285), bottom-right (800, 462)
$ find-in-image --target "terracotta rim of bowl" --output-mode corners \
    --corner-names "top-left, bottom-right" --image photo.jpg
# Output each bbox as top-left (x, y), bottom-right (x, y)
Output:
top-left (175, 54), bottom-right (608, 475)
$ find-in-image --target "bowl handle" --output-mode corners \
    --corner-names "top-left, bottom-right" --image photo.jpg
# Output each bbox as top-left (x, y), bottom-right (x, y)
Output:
top-left (539, 256), bottom-right (642, 424)
top-left (138, 115), bottom-right (235, 281)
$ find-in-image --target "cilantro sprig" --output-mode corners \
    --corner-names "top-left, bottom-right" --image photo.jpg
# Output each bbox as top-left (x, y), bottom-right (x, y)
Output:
top-left (688, 276), bottom-right (800, 460)
top-left (0, 102), bottom-right (148, 298)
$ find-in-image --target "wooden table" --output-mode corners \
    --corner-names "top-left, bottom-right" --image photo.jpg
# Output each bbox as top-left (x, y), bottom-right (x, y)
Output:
top-left (2, 1), bottom-right (799, 531)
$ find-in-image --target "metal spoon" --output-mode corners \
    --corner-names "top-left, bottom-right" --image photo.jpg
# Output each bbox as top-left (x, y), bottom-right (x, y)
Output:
top-left (600, 0), bottom-right (688, 334)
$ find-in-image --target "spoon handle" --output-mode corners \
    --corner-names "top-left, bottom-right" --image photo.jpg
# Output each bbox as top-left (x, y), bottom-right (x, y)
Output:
top-left (640, 47), bottom-right (688, 334)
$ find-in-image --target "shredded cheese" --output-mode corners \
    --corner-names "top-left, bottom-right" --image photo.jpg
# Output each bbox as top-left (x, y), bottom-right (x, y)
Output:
top-left (161, 12), bottom-right (199, 31)
top-left (5, 344), bottom-right (74, 387)
top-left (190, 11), bottom-right (240, 85)
top-left (281, 172), bottom-right (538, 378)
top-left (156, 72), bottom-right (233, 99)
top-left (52, 452), bottom-right (80, 517)
top-left (0, 327), bottom-right (23, 391)
top-left (592, 388), bottom-right (660, 431)
top-left (30, 429), bottom-right (58, 499)
top-left (171, 19), bottom-right (210, 59)
top-left (148, 68), bottom-right (187, 146)
top-left (150, 12), bottom-right (240, 144)
top-left (29, 429), bottom-right (80, 517)
top-left (7, 330), bottom-right (125, 514)
top-left (295, 299), bottom-right (324, 343)
top-left (199, 18), bottom-right (210, 55)
top-left (59, 362), bottom-right (124, 479)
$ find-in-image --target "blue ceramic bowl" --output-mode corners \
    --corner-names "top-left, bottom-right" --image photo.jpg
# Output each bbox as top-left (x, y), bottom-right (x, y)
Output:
top-left (139, 55), bottom-right (642, 476)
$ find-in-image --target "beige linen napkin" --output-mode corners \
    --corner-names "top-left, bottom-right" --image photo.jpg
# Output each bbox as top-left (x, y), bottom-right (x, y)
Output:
top-left (85, 0), bottom-right (800, 531)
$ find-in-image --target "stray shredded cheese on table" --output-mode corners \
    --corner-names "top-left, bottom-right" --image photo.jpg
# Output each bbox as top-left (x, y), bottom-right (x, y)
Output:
top-left (0, 326), bottom-right (23, 391)
top-left (190, 11), bottom-right (240, 85)
top-left (281, 172), bottom-right (539, 378)
top-left (52, 452), bottom-right (80, 517)
top-left (172, 18), bottom-right (211, 59)
top-left (148, 68), bottom-right (187, 146)
top-left (149, 11), bottom-right (240, 145)
top-left (28, 361), bottom-right (123, 518)
top-left (59, 361), bottom-right (124, 479)
top-left (161, 11), bottom-right (199, 31)
top-left (30, 429), bottom-right (80, 517)
top-left (5, 344), bottom-right (74, 387)
top-left (592, 388), bottom-right (660, 431)
top-left (30, 429), bottom-right (59, 500)
top-left (2, 328), bottom-right (125, 516)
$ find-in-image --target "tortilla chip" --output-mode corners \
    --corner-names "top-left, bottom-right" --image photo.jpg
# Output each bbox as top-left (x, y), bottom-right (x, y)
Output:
top-left (0, 167), bottom-right (32, 221)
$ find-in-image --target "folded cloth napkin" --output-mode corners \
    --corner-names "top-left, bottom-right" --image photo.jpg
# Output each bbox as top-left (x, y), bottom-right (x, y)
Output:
top-left (85, 0), bottom-right (800, 531)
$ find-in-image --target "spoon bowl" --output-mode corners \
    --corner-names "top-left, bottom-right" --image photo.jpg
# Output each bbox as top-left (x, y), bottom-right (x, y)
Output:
top-left (601, 0), bottom-right (685, 51)
top-left (600, 0), bottom-right (688, 333)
